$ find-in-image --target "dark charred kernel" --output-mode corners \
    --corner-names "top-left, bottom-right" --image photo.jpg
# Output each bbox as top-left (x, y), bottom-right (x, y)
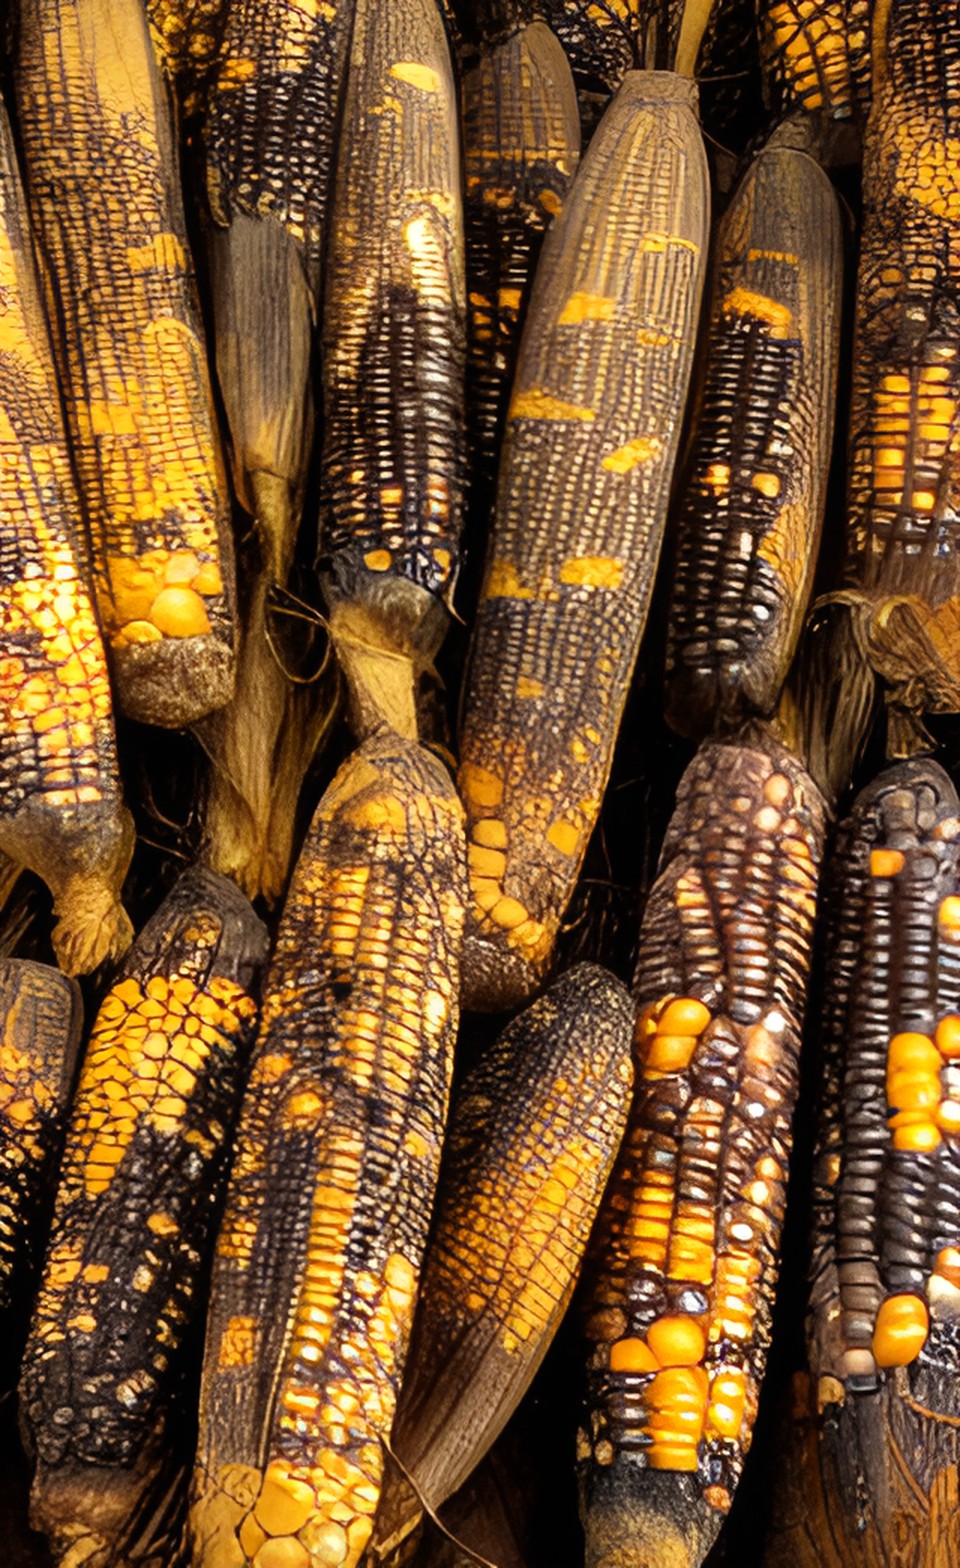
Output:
top-left (579, 737), bottom-right (825, 1568)
top-left (458, 71), bottom-right (709, 1011)
top-left (202, 0), bottom-right (353, 572)
top-left (19, 869), bottom-right (267, 1568)
top-left (321, 0), bottom-right (465, 740)
top-left (0, 961), bottom-right (81, 1383)
top-left (757, 0), bottom-right (855, 118)
top-left (462, 21), bottom-right (580, 517)
top-left (766, 759), bottom-right (960, 1564)
top-left (371, 963), bottom-right (634, 1564)
top-left (664, 121), bottom-right (842, 737)
top-left (14, 0), bottom-right (236, 728)
top-left (0, 102), bottom-right (133, 974)
top-left (837, 0), bottom-right (960, 742)
top-left (190, 732), bottom-right (466, 1568)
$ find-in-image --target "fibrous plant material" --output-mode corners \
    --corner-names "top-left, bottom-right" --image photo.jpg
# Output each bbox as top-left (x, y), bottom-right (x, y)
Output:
top-left (191, 730), bottom-right (466, 1568)
top-left (321, 0), bottom-right (465, 742)
top-left (371, 962), bottom-right (634, 1564)
top-left (0, 960), bottom-right (82, 1385)
top-left (580, 735), bottom-right (825, 1568)
top-left (665, 116), bottom-right (843, 738)
top-left (19, 869), bottom-right (267, 1568)
top-left (765, 758), bottom-right (960, 1567)
top-left (14, 0), bottom-right (236, 728)
top-left (457, 68), bottom-right (709, 1011)
top-left (0, 100), bottom-right (134, 974)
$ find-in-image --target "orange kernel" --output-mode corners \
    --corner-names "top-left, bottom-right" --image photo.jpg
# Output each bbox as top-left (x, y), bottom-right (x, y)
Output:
top-left (872, 1293), bottom-right (929, 1368)
top-left (609, 1337), bottom-right (659, 1374)
top-left (646, 1314), bottom-right (707, 1368)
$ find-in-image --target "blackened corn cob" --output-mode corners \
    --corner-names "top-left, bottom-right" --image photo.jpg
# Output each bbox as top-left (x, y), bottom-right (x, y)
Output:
top-left (769, 760), bottom-right (960, 1565)
top-left (757, 0), bottom-right (856, 118)
top-left (372, 962), bottom-right (634, 1563)
top-left (201, 0), bottom-right (353, 573)
top-left (463, 19), bottom-right (580, 518)
top-left (580, 736), bottom-right (825, 1568)
top-left (664, 118), bottom-right (842, 738)
top-left (14, 0), bottom-right (236, 729)
top-left (321, 0), bottom-right (465, 740)
top-left (0, 98), bottom-right (133, 974)
top-left (0, 961), bottom-right (82, 1385)
top-left (191, 731), bottom-right (466, 1568)
top-left (839, 0), bottom-right (960, 746)
top-left (458, 69), bottom-right (709, 1010)
top-left (19, 869), bottom-right (266, 1568)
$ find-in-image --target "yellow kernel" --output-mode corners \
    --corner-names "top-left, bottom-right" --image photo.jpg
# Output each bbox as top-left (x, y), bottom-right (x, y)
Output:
top-left (472, 819), bottom-right (507, 850)
top-left (646, 1315), bottom-right (706, 1368)
top-left (149, 586), bottom-right (212, 638)
top-left (658, 998), bottom-right (710, 1036)
top-left (872, 1293), bottom-right (929, 1368)
top-left (936, 1016), bottom-right (960, 1058)
top-left (887, 1033), bottom-right (941, 1075)
top-left (892, 1120), bottom-right (942, 1152)
top-left (609, 1337), bottom-right (659, 1373)
top-left (870, 849), bottom-right (905, 877)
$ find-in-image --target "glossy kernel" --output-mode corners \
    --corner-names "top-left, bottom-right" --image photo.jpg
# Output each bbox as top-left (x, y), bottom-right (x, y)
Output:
top-left (872, 1293), bottom-right (929, 1368)
top-left (646, 1314), bottom-right (707, 1368)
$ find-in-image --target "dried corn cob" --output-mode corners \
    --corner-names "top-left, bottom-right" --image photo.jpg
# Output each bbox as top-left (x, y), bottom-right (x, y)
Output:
top-left (145, 0), bottom-right (228, 109)
top-left (202, 0), bottom-right (353, 574)
top-left (14, 0), bottom-right (236, 729)
top-left (580, 736), bottom-right (825, 1568)
top-left (664, 117), bottom-right (842, 737)
top-left (463, 19), bottom-right (580, 518)
top-left (321, 0), bottom-right (465, 740)
top-left (191, 731), bottom-right (466, 1568)
top-left (372, 962), bottom-right (634, 1564)
top-left (19, 868), bottom-right (266, 1568)
top-left (835, 0), bottom-right (960, 751)
top-left (757, 0), bottom-right (856, 118)
top-left (195, 0), bottom-right (351, 898)
top-left (458, 69), bottom-right (709, 1010)
top-left (765, 759), bottom-right (960, 1566)
top-left (0, 99), bottom-right (133, 974)
top-left (537, 0), bottom-right (641, 96)
top-left (0, 961), bottom-right (82, 1384)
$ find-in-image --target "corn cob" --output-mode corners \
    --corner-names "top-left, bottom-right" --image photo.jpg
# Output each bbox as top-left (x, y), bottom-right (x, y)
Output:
top-left (664, 116), bottom-right (843, 738)
top-left (756, 0), bottom-right (856, 118)
top-left (0, 961), bottom-right (82, 1385)
top-left (321, 0), bottom-right (465, 741)
top-left (764, 758), bottom-right (960, 1566)
top-left (463, 19), bottom-right (580, 519)
top-left (580, 735), bottom-right (825, 1568)
top-left (145, 0), bottom-right (228, 109)
top-left (191, 731), bottom-right (466, 1568)
top-left (457, 69), bottom-right (709, 1011)
top-left (371, 962), bottom-right (634, 1564)
top-left (0, 98), bottom-right (133, 974)
top-left (196, 0), bottom-right (352, 900)
top-left (537, 0), bottom-right (641, 96)
top-left (19, 868), bottom-right (266, 1568)
top-left (14, 0), bottom-right (236, 729)
top-left (835, 0), bottom-right (960, 753)
top-left (201, 0), bottom-right (353, 574)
